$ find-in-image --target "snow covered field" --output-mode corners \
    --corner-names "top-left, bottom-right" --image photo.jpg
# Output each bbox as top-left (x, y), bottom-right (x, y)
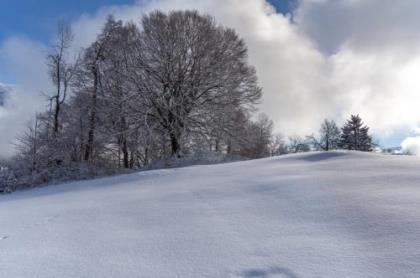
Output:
top-left (2, 151), bottom-right (420, 277)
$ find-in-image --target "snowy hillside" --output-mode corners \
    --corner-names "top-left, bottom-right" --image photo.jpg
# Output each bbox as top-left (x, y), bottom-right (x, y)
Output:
top-left (2, 151), bottom-right (420, 277)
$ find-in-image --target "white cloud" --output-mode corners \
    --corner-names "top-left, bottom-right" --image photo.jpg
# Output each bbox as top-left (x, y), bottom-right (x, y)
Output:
top-left (401, 136), bottom-right (420, 156)
top-left (0, 37), bottom-right (50, 157)
top-left (294, 0), bottom-right (420, 138)
top-left (295, 0), bottom-right (420, 54)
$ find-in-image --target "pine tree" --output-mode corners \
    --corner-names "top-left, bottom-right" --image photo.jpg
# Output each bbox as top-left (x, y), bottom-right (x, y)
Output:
top-left (339, 115), bottom-right (372, 151)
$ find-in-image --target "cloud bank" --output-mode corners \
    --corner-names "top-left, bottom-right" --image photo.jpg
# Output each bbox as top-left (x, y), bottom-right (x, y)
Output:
top-left (0, 37), bottom-right (50, 157)
top-left (2, 0), bottom-right (420, 156)
top-left (402, 136), bottom-right (420, 156)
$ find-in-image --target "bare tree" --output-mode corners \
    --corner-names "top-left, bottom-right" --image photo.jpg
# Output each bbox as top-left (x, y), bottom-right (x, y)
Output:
top-left (74, 20), bottom-right (114, 162)
top-left (129, 11), bottom-right (262, 156)
top-left (288, 136), bottom-right (310, 153)
top-left (251, 113), bottom-right (273, 158)
top-left (47, 22), bottom-right (76, 135)
top-left (270, 134), bottom-right (288, 156)
top-left (319, 119), bottom-right (340, 151)
top-left (99, 18), bottom-right (140, 168)
top-left (15, 118), bottom-right (41, 174)
top-left (307, 119), bottom-right (341, 151)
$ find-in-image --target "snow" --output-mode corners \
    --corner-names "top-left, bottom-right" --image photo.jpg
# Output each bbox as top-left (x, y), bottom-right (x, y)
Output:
top-left (2, 151), bottom-right (420, 277)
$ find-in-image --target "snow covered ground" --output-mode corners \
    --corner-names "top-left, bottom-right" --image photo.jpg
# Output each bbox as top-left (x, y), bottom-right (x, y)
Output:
top-left (2, 151), bottom-right (420, 277)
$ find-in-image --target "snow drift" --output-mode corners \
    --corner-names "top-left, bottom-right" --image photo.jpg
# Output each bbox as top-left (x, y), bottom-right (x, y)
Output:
top-left (1, 151), bottom-right (420, 277)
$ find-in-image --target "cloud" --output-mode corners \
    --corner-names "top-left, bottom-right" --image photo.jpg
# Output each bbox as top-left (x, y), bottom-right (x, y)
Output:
top-left (295, 0), bottom-right (420, 54)
top-left (3, 0), bottom-right (420, 157)
top-left (0, 37), bottom-right (49, 157)
top-left (401, 136), bottom-right (420, 156)
top-left (294, 0), bottom-right (420, 138)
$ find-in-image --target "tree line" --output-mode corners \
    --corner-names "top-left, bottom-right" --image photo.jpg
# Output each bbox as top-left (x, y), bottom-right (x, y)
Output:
top-left (269, 114), bottom-right (373, 156)
top-left (0, 10), bottom-right (374, 193)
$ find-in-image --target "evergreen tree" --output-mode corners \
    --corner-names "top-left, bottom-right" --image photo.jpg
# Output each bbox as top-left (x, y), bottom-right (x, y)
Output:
top-left (339, 115), bottom-right (372, 151)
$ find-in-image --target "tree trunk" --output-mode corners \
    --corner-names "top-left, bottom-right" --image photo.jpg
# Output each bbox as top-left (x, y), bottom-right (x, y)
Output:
top-left (53, 52), bottom-right (61, 134)
top-left (170, 132), bottom-right (181, 157)
top-left (215, 138), bottom-right (220, 152)
top-left (129, 151), bottom-right (135, 169)
top-left (53, 95), bottom-right (60, 134)
top-left (122, 138), bottom-right (129, 168)
top-left (84, 66), bottom-right (98, 161)
top-left (121, 116), bottom-right (129, 168)
top-left (227, 140), bottom-right (232, 155)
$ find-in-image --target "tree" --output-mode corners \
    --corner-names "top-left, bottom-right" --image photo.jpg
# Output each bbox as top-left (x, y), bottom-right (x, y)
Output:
top-left (47, 22), bottom-right (76, 135)
top-left (93, 17), bottom-right (138, 168)
top-left (339, 115), bottom-right (373, 151)
top-left (129, 11), bottom-right (262, 156)
top-left (320, 119), bottom-right (340, 151)
top-left (308, 119), bottom-right (340, 151)
top-left (269, 134), bottom-right (288, 156)
top-left (232, 113), bottom-right (273, 159)
top-left (0, 166), bottom-right (17, 193)
top-left (288, 136), bottom-right (311, 153)
top-left (250, 114), bottom-right (273, 158)
top-left (15, 118), bottom-right (42, 174)
top-left (72, 18), bottom-right (117, 162)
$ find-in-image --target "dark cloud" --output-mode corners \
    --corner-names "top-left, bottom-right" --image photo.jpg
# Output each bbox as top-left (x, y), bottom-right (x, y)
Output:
top-left (295, 0), bottom-right (420, 54)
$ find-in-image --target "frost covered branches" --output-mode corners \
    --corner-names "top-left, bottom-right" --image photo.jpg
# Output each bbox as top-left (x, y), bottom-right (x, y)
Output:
top-left (7, 11), bottom-right (269, 189)
top-left (129, 11), bottom-right (262, 156)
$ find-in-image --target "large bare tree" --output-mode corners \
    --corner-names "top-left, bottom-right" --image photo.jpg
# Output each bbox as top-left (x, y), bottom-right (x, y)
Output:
top-left (129, 11), bottom-right (262, 156)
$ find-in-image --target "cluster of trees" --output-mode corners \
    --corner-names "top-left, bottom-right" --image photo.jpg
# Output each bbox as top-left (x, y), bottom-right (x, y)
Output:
top-left (280, 115), bottom-right (374, 155)
top-left (0, 11), bottom-right (375, 193)
top-left (1, 11), bottom-right (276, 191)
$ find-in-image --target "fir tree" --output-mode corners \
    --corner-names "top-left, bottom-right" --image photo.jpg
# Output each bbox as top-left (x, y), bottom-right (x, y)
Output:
top-left (339, 115), bottom-right (373, 151)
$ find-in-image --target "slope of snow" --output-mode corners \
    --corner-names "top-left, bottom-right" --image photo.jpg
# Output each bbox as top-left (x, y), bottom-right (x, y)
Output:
top-left (2, 151), bottom-right (420, 277)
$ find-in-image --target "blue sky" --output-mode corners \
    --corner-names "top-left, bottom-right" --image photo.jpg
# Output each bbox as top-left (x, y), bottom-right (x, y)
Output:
top-left (0, 1), bottom-right (294, 43)
top-left (0, 0), bottom-right (136, 42)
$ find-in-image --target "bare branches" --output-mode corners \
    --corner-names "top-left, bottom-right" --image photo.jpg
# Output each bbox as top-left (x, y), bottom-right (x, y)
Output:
top-left (129, 10), bottom-right (262, 155)
top-left (13, 10), bottom-right (269, 184)
top-left (47, 21), bottom-right (76, 134)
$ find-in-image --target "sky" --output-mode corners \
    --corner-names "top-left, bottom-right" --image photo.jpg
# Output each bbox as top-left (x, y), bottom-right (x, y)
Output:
top-left (0, 1), bottom-right (294, 44)
top-left (0, 0), bottom-right (420, 156)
